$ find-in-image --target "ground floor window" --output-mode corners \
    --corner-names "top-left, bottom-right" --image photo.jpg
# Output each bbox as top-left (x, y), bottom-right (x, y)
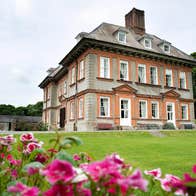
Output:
top-left (70, 101), bottom-right (75, 119)
top-left (181, 104), bottom-right (188, 120)
top-left (100, 97), bottom-right (110, 117)
top-left (78, 98), bottom-right (84, 118)
top-left (151, 102), bottom-right (159, 119)
top-left (139, 100), bottom-right (147, 118)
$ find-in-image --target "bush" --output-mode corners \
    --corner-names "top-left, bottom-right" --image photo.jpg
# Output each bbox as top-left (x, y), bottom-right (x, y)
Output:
top-left (37, 122), bottom-right (48, 131)
top-left (162, 122), bottom-right (175, 130)
top-left (0, 133), bottom-right (195, 195)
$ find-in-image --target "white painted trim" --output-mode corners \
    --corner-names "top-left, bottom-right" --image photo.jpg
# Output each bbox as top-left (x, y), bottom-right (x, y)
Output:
top-left (99, 96), bottom-right (110, 117)
top-left (120, 98), bottom-right (131, 126)
top-left (139, 100), bottom-right (148, 119)
top-left (151, 101), bottom-right (159, 119)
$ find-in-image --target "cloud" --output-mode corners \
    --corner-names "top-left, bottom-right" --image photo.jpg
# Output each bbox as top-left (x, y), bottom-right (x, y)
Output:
top-left (11, 68), bottom-right (31, 84)
top-left (15, 0), bottom-right (32, 16)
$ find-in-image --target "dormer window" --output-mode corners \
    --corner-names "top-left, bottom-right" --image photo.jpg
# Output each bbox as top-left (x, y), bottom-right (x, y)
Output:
top-left (144, 38), bottom-right (152, 49)
top-left (118, 31), bottom-right (126, 43)
top-left (163, 44), bottom-right (170, 53)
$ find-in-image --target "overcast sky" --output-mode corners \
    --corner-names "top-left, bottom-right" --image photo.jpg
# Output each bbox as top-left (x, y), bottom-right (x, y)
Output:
top-left (0, 0), bottom-right (195, 106)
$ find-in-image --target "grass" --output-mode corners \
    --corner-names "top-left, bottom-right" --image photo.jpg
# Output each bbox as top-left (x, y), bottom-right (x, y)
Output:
top-left (14, 130), bottom-right (196, 177)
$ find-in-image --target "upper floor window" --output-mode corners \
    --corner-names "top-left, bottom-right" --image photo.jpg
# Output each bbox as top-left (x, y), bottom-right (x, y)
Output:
top-left (71, 67), bottom-right (75, 84)
top-left (181, 104), bottom-right (188, 120)
top-left (139, 100), bottom-right (147, 118)
top-left (100, 57), bottom-right (110, 78)
top-left (45, 87), bottom-right (50, 100)
top-left (150, 66), bottom-right (158, 85)
top-left (144, 38), bottom-right (152, 49)
top-left (79, 60), bottom-right (85, 80)
top-left (64, 81), bottom-right (67, 94)
top-left (163, 44), bottom-right (170, 53)
top-left (138, 64), bottom-right (146, 83)
top-left (165, 69), bottom-right (173, 87)
top-left (118, 31), bottom-right (126, 43)
top-left (78, 98), bottom-right (84, 118)
top-left (120, 60), bottom-right (128, 80)
top-left (100, 97), bottom-right (110, 117)
top-left (179, 72), bottom-right (186, 89)
top-left (151, 102), bottom-right (159, 119)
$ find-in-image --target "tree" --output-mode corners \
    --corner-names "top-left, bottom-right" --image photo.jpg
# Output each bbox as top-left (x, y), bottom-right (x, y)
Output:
top-left (0, 105), bottom-right (15, 115)
top-left (0, 101), bottom-right (43, 116)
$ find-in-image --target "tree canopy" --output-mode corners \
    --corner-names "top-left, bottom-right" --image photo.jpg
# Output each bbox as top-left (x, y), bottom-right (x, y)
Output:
top-left (0, 101), bottom-right (43, 116)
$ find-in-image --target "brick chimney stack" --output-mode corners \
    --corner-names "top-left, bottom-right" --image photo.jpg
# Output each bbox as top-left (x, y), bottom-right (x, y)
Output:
top-left (125, 8), bottom-right (145, 35)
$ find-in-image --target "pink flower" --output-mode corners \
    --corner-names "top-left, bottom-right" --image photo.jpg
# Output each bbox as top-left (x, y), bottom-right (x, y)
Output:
top-left (81, 154), bottom-right (124, 182)
top-left (7, 154), bottom-right (13, 161)
top-left (118, 169), bottom-right (148, 193)
top-left (192, 165), bottom-right (196, 174)
top-left (0, 135), bottom-right (15, 146)
top-left (27, 167), bottom-right (39, 175)
top-left (10, 159), bottom-right (21, 166)
top-left (43, 184), bottom-right (73, 196)
top-left (160, 174), bottom-right (186, 194)
top-left (11, 169), bottom-right (18, 179)
top-left (35, 153), bottom-right (48, 163)
top-left (183, 173), bottom-right (196, 183)
top-left (20, 133), bottom-right (34, 143)
top-left (144, 168), bottom-right (162, 179)
top-left (73, 154), bottom-right (81, 161)
top-left (8, 182), bottom-right (39, 196)
top-left (41, 159), bottom-right (75, 184)
top-left (26, 142), bottom-right (42, 153)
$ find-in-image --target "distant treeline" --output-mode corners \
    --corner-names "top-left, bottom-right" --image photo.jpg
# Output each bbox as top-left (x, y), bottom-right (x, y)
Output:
top-left (0, 101), bottom-right (43, 116)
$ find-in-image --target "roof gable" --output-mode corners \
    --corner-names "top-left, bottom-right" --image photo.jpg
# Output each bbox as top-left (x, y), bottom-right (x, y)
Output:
top-left (162, 89), bottom-right (181, 98)
top-left (112, 84), bottom-right (137, 94)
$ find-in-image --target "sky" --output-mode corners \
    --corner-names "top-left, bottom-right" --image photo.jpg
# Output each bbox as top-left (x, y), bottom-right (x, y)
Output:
top-left (0, 0), bottom-right (195, 106)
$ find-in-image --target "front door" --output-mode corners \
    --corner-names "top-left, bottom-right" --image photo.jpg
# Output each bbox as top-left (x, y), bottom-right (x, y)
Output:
top-left (120, 98), bottom-right (131, 126)
top-left (167, 103), bottom-right (175, 125)
top-left (60, 108), bottom-right (66, 128)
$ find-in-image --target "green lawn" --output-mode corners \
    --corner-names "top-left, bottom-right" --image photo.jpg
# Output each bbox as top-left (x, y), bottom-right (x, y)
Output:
top-left (31, 130), bottom-right (196, 177)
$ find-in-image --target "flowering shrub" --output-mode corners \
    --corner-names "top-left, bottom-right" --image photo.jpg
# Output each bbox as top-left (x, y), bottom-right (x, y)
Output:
top-left (0, 133), bottom-right (195, 196)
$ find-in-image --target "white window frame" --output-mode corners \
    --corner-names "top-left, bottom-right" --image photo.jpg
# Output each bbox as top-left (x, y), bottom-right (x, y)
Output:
top-left (78, 98), bottom-right (84, 118)
top-left (181, 104), bottom-right (188, 120)
top-left (138, 64), bottom-right (146, 83)
top-left (150, 66), bottom-right (158, 85)
top-left (139, 100), bottom-right (147, 119)
top-left (151, 101), bottom-right (159, 119)
top-left (100, 96), bottom-right (110, 117)
top-left (165, 69), bottom-right (173, 87)
top-left (71, 67), bottom-right (75, 84)
top-left (166, 102), bottom-right (175, 123)
top-left (70, 101), bottom-right (75, 119)
top-left (163, 44), bottom-right (170, 53)
top-left (144, 38), bottom-right (152, 49)
top-left (100, 57), bottom-right (110, 78)
top-left (120, 60), bottom-right (129, 80)
top-left (179, 72), bottom-right (186, 89)
top-left (79, 60), bottom-right (85, 80)
top-left (118, 31), bottom-right (126, 43)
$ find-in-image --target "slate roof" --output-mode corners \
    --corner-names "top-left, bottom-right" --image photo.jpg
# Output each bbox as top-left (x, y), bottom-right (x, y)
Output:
top-left (77, 22), bottom-right (195, 61)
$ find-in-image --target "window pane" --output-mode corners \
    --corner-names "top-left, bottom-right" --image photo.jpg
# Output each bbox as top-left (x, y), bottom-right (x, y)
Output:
top-left (139, 101), bottom-right (146, 118)
top-left (100, 57), bottom-right (109, 78)
top-left (138, 65), bottom-right (145, 83)
top-left (100, 98), bottom-right (109, 116)
top-left (120, 61), bottom-right (128, 80)
top-left (150, 67), bottom-right (157, 85)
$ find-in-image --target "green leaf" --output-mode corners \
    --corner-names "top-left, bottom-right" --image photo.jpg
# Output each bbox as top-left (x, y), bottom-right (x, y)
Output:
top-left (63, 136), bottom-right (83, 146)
top-left (23, 161), bottom-right (44, 172)
top-left (55, 150), bottom-right (75, 165)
